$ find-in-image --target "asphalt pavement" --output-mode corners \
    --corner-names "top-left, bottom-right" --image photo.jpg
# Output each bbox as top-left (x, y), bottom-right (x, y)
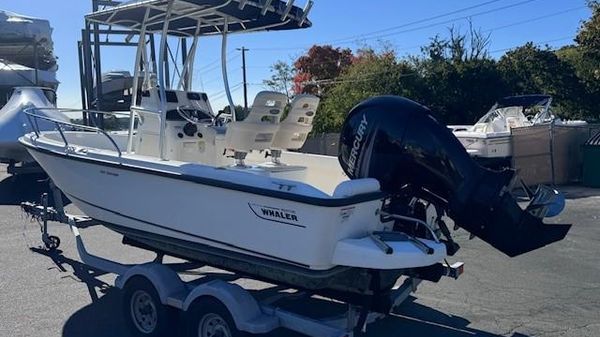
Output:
top-left (0, 165), bottom-right (598, 337)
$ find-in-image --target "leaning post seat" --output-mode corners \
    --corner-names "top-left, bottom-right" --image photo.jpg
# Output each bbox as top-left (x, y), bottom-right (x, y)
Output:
top-left (271, 94), bottom-right (320, 153)
top-left (224, 91), bottom-right (287, 160)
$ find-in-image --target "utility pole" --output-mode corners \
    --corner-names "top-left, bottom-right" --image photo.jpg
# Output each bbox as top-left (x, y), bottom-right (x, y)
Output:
top-left (237, 47), bottom-right (249, 113)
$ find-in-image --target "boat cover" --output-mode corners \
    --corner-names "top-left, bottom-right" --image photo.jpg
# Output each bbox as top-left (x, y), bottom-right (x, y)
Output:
top-left (86, 0), bottom-right (312, 36)
top-left (0, 10), bottom-right (56, 71)
top-left (0, 60), bottom-right (58, 88)
top-left (0, 87), bottom-right (68, 162)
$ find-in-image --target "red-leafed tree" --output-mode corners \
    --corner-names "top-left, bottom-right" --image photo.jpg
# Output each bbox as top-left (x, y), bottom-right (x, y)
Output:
top-left (293, 45), bottom-right (354, 95)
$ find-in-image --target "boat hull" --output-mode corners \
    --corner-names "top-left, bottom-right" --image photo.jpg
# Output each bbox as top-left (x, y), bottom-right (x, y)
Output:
top-left (21, 126), bottom-right (447, 274)
top-left (111, 221), bottom-right (406, 299)
top-left (453, 131), bottom-right (512, 159)
top-left (24, 146), bottom-right (388, 270)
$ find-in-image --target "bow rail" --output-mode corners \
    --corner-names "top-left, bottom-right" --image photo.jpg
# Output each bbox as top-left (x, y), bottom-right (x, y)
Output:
top-left (23, 107), bottom-right (135, 158)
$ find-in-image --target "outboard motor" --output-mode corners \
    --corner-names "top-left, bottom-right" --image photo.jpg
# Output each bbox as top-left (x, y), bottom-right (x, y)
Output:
top-left (339, 96), bottom-right (570, 257)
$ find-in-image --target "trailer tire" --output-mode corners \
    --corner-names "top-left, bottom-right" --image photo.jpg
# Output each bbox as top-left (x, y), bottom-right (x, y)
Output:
top-left (185, 297), bottom-right (248, 337)
top-left (122, 276), bottom-right (175, 337)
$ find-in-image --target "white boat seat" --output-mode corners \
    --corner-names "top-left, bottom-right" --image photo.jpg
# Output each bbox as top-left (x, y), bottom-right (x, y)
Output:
top-left (506, 116), bottom-right (521, 129)
top-left (271, 94), bottom-right (320, 150)
top-left (225, 91), bottom-right (286, 153)
top-left (333, 178), bottom-right (380, 198)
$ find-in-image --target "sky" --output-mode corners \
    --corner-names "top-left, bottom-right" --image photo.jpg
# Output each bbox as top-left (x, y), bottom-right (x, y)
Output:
top-left (1, 0), bottom-right (593, 112)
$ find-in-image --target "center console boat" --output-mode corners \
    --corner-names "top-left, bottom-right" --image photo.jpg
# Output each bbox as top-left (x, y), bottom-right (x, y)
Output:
top-left (19, 0), bottom-right (570, 308)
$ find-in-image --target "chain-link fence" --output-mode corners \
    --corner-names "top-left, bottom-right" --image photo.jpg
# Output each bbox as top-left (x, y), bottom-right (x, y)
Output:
top-left (512, 124), bottom-right (600, 185)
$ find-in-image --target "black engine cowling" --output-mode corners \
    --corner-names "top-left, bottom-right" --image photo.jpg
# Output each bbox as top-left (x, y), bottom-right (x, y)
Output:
top-left (338, 96), bottom-right (570, 257)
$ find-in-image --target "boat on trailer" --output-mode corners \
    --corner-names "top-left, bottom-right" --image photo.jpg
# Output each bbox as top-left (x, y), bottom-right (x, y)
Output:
top-left (19, 0), bottom-right (571, 334)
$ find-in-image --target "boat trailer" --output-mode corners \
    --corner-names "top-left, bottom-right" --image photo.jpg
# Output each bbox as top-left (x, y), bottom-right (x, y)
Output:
top-left (21, 183), bottom-right (464, 337)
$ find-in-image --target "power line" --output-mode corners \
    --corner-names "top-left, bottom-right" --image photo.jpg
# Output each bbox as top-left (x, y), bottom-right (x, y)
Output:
top-left (239, 4), bottom-right (583, 71)
top-left (209, 82), bottom-right (243, 100)
top-left (207, 35), bottom-right (575, 105)
top-left (483, 5), bottom-right (587, 33)
top-left (320, 0), bottom-right (504, 45)
top-left (489, 36), bottom-right (575, 54)
top-left (309, 72), bottom-right (419, 86)
top-left (334, 0), bottom-right (540, 45)
top-left (250, 0), bottom-right (503, 51)
top-left (202, 4), bottom-right (581, 96)
top-left (196, 50), bottom-right (236, 72)
top-left (251, 0), bottom-right (539, 51)
top-left (195, 53), bottom-right (240, 77)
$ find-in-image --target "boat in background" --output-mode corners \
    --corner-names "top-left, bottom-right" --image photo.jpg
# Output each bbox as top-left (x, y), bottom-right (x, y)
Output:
top-left (0, 9), bottom-right (67, 171)
top-left (451, 95), bottom-right (587, 168)
top-left (93, 70), bottom-right (135, 112)
top-left (0, 10), bottom-right (57, 71)
top-left (0, 59), bottom-right (58, 103)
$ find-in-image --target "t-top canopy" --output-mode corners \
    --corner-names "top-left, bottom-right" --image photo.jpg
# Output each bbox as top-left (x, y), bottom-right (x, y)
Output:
top-left (86, 0), bottom-right (312, 36)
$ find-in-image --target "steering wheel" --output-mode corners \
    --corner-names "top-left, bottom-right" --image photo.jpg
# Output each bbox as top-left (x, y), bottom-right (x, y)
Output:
top-left (176, 105), bottom-right (213, 124)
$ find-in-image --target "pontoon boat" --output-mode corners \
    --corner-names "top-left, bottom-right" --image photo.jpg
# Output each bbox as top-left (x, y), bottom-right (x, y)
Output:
top-left (20, 0), bottom-right (570, 308)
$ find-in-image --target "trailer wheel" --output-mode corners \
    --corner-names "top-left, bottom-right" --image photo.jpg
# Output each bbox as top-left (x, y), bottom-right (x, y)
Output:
top-left (123, 276), bottom-right (175, 337)
top-left (185, 297), bottom-right (247, 337)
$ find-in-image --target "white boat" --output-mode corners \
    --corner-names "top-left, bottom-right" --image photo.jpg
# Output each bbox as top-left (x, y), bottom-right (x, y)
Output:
top-left (19, 0), bottom-right (570, 302)
top-left (451, 95), bottom-right (587, 168)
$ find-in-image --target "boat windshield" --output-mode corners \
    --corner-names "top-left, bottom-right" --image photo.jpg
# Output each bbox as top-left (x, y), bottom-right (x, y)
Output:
top-left (476, 103), bottom-right (549, 126)
top-left (477, 106), bottom-right (524, 124)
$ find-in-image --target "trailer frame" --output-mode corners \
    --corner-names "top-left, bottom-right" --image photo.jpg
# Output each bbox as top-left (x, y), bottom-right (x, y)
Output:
top-left (21, 182), bottom-right (464, 337)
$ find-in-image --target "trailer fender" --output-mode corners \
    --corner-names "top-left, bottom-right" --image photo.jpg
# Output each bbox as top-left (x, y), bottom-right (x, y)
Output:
top-left (182, 279), bottom-right (278, 333)
top-left (114, 262), bottom-right (185, 305)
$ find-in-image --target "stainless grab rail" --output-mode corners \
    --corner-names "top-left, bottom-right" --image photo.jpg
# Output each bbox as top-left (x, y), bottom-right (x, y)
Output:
top-left (24, 107), bottom-right (125, 158)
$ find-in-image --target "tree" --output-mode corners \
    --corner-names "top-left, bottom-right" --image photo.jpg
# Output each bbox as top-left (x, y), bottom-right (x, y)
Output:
top-left (293, 45), bottom-right (354, 95)
top-left (263, 61), bottom-right (295, 102)
top-left (314, 48), bottom-right (421, 133)
top-left (576, 1), bottom-right (600, 62)
top-left (497, 43), bottom-right (586, 118)
top-left (411, 26), bottom-right (504, 124)
top-left (569, 1), bottom-right (600, 118)
top-left (419, 23), bottom-right (491, 63)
